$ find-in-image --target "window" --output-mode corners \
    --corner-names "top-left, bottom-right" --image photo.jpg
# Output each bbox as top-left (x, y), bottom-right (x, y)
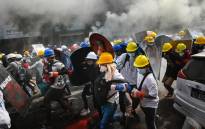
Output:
top-left (183, 58), bottom-right (205, 84)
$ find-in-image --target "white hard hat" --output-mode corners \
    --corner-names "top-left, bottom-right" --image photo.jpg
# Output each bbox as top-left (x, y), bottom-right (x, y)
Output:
top-left (61, 45), bottom-right (67, 50)
top-left (16, 54), bottom-right (23, 59)
top-left (85, 52), bottom-right (97, 60)
top-left (7, 53), bottom-right (16, 60)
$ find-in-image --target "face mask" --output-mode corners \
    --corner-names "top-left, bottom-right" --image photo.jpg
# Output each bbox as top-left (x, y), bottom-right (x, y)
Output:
top-left (179, 53), bottom-right (184, 56)
top-left (138, 68), bottom-right (147, 75)
top-left (100, 65), bottom-right (107, 73)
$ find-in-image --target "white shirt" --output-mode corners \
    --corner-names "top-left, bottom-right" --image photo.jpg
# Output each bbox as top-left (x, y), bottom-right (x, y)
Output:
top-left (107, 70), bottom-right (124, 104)
top-left (0, 91), bottom-right (11, 127)
top-left (137, 73), bottom-right (159, 108)
top-left (116, 53), bottom-right (138, 85)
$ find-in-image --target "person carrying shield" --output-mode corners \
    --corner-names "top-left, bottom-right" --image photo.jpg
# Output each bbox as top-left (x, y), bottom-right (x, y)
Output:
top-left (162, 43), bottom-right (181, 97)
top-left (94, 52), bottom-right (129, 129)
top-left (131, 55), bottom-right (159, 129)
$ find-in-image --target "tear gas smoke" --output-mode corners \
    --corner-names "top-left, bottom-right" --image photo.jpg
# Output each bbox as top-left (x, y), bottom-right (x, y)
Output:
top-left (92, 0), bottom-right (205, 39)
top-left (0, 0), bottom-right (205, 39)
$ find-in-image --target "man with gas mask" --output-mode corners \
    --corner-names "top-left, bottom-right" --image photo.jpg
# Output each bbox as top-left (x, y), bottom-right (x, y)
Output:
top-left (131, 55), bottom-right (159, 129)
top-left (80, 52), bottom-right (100, 116)
top-left (116, 41), bottom-right (144, 121)
top-left (43, 48), bottom-right (68, 124)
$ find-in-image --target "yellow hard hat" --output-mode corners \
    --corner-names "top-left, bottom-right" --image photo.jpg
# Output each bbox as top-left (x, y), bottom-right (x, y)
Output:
top-left (96, 52), bottom-right (114, 65)
top-left (113, 39), bottom-right (122, 45)
top-left (0, 53), bottom-right (5, 59)
top-left (126, 41), bottom-right (138, 52)
top-left (144, 36), bottom-right (155, 43)
top-left (133, 55), bottom-right (150, 68)
top-left (178, 30), bottom-right (186, 36)
top-left (37, 50), bottom-right (45, 57)
top-left (162, 43), bottom-right (173, 52)
top-left (148, 31), bottom-right (157, 38)
top-left (176, 43), bottom-right (186, 53)
top-left (194, 36), bottom-right (205, 45)
top-left (24, 51), bottom-right (30, 56)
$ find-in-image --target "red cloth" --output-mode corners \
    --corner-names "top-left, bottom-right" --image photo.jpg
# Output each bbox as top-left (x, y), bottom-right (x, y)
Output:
top-left (64, 112), bottom-right (99, 129)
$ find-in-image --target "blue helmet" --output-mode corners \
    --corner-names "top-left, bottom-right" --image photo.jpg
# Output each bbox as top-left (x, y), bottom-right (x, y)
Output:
top-left (44, 48), bottom-right (55, 57)
top-left (113, 45), bottom-right (122, 52)
top-left (80, 41), bottom-right (90, 48)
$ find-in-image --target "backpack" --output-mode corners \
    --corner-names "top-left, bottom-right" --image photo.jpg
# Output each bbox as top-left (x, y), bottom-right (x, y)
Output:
top-left (93, 73), bottom-right (127, 106)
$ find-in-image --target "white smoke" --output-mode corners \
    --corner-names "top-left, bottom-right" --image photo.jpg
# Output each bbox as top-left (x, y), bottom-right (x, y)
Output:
top-left (0, 0), bottom-right (108, 30)
top-left (93, 0), bottom-right (205, 39)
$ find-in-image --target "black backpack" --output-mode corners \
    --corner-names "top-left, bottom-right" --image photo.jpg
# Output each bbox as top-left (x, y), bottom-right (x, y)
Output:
top-left (93, 73), bottom-right (127, 106)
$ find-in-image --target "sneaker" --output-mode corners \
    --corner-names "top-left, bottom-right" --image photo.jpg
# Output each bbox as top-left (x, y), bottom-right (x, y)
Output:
top-left (80, 108), bottom-right (90, 116)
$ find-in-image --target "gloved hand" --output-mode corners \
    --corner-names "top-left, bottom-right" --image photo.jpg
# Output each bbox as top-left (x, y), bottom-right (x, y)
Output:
top-left (49, 72), bottom-right (59, 78)
top-left (131, 88), bottom-right (145, 99)
top-left (111, 84), bottom-right (126, 91)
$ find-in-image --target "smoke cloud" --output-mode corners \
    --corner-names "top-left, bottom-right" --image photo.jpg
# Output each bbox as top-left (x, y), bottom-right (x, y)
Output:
top-left (0, 0), bottom-right (205, 39)
top-left (92, 0), bottom-right (205, 39)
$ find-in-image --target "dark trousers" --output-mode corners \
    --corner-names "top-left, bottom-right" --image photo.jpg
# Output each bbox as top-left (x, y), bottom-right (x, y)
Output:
top-left (0, 124), bottom-right (9, 129)
top-left (44, 87), bottom-right (66, 122)
top-left (141, 107), bottom-right (157, 129)
top-left (82, 84), bottom-right (92, 109)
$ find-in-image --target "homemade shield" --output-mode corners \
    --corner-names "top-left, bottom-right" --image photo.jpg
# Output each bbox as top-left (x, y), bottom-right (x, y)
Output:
top-left (134, 31), bottom-right (147, 43)
top-left (70, 47), bottom-right (91, 86)
top-left (32, 44), bottom-right (45, 54)
top-left (139, 35), bottom-right (173, 80)
top-left (169, 40), bottom-right (193, 51)
top-left (90, 33), bottom-right (114, 57)
top-left (0, 66), bottom-right (29, 112)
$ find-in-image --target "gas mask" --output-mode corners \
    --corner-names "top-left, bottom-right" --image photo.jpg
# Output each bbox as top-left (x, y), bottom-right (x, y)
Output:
top-left (100, 65), bottom-right (108, 73)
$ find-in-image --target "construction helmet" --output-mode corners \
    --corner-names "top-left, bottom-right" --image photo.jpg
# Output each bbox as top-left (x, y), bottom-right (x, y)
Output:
top-left (194, 36), bottom-right (205, 45)
top-left (44, 48), bottom-right (55, 57)
top-left (85, 52), bottom-right (98, 60)
top-left (0, 53), bottom-right (5, 60)
top-left (148, 31), bottom-right (157, 38)
top-left (176, 43), bottom-right (186, 53)
top-left (133, 55), bottom-right (150, 68)
top-left (113, 45), bottom-right (122, 52)
top-left (144, 36), bottom-right (155, 43)
top-left (7, 53), bottom-right (16, 60)
top-left (96, 52), bottom-right (113, 65)
top-left (162, 43), bottom-right (173, 52)
top-left (126, 41), bottom-right (138, 52)
top-left (178, 30), bottom-right (186, 36)
top-left (37, 50), bottom-right (45, 57)
top-left (24, 51), bottom-right (30, 56)
top-left (16, 54), bottom-right (23, 60)
top-left (113, 39), bottom-right (123, 45)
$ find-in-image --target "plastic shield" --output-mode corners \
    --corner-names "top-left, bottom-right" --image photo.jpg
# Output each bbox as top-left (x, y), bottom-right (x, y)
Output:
top-left (70, 47), bottom-right (91, 86)
top-left (90, 33), bottom-right (114, 57)
top-left (139, 35), bottom-right (173, 80)
top-left (32, 44), bottom-right (45, 54)
top-left (0, 66), bottom-right (29, 112)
